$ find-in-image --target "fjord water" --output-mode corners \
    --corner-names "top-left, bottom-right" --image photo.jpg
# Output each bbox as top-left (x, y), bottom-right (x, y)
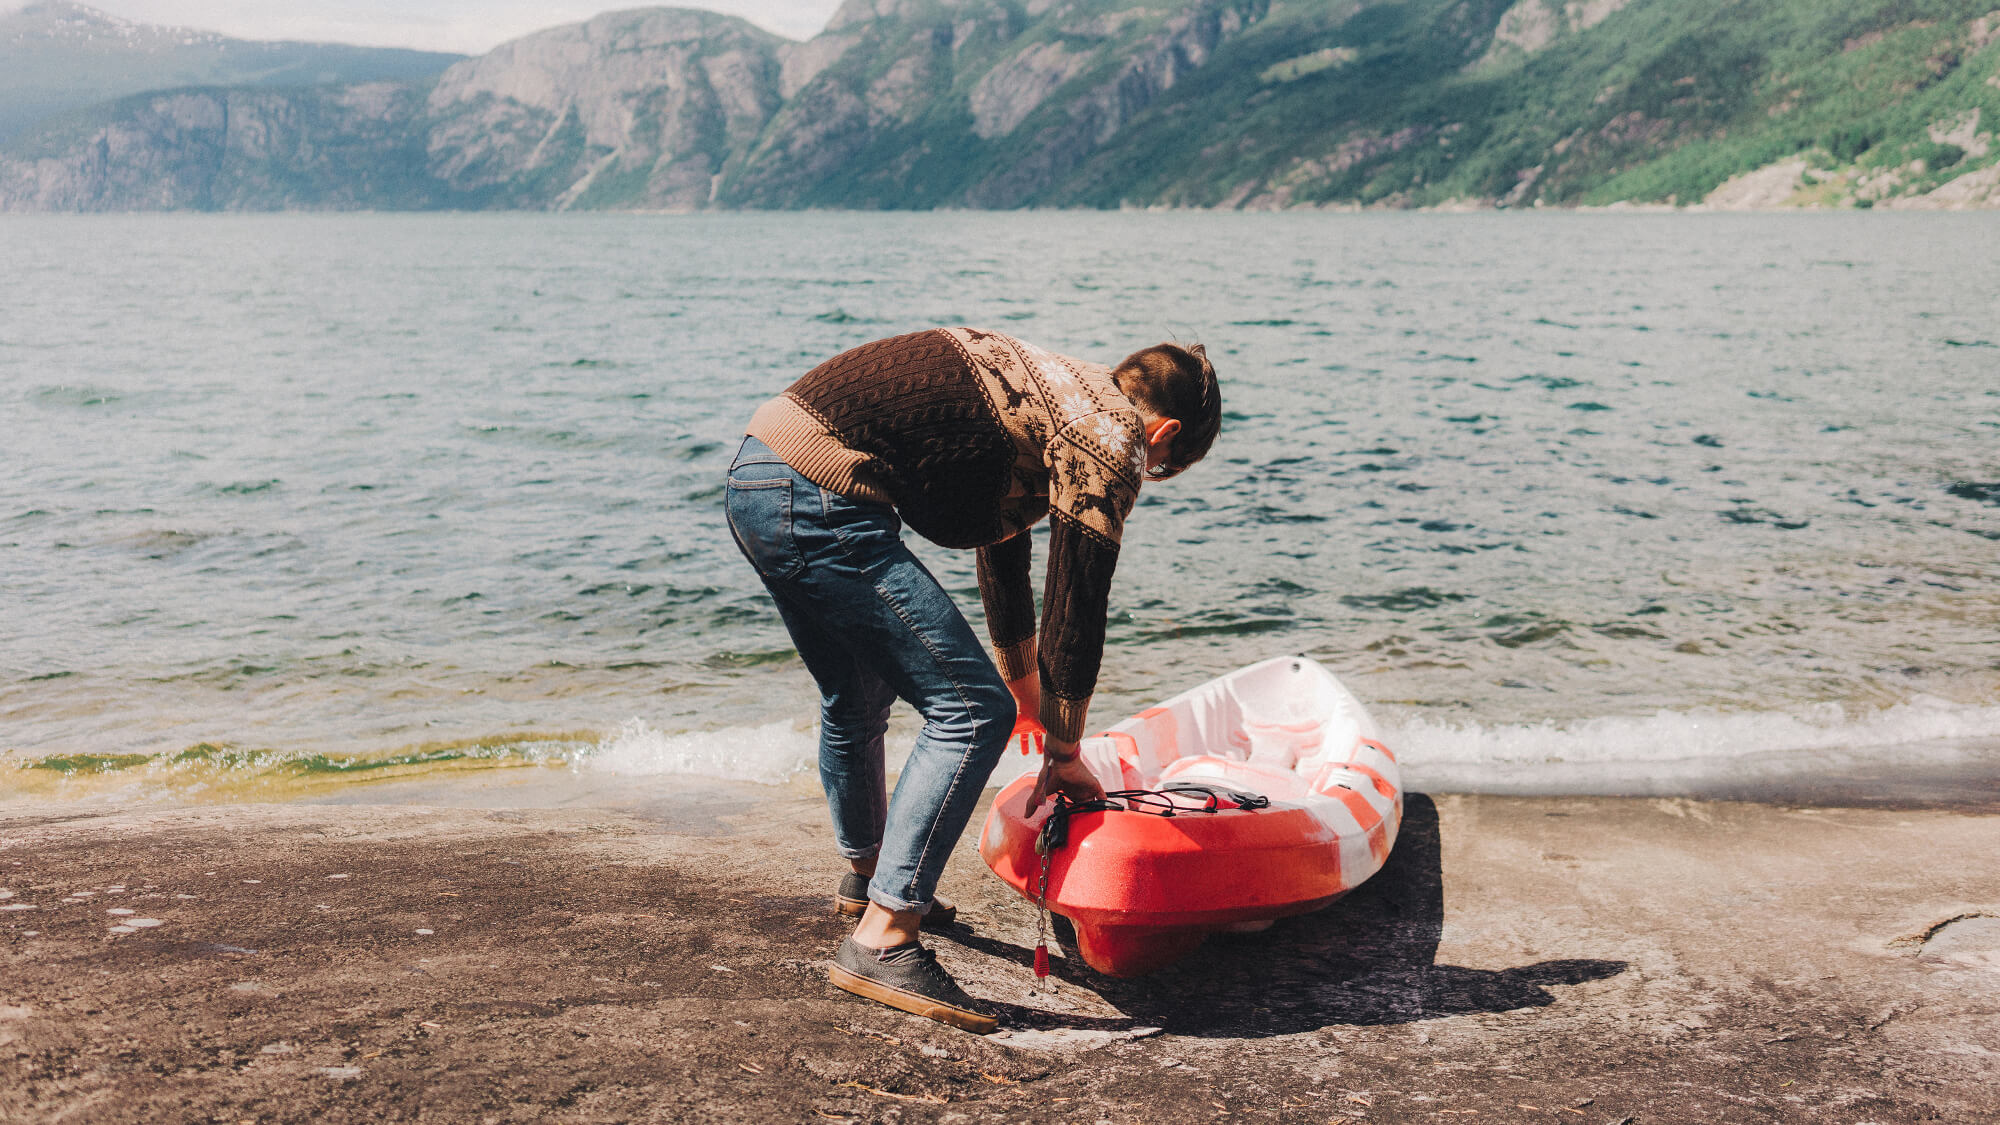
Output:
top-left (3, 212), bottom-right (1996, 804)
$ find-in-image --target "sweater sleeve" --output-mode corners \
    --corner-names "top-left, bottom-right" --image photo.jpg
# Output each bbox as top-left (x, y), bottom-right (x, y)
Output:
top-left (1035, 409), bottom-right (1144, 742)
top-left (975, 532), bottom-right (1037, 683)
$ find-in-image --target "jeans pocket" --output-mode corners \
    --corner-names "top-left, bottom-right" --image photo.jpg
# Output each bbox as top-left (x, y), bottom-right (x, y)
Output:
top-left (820, 486), bottom-right (902, 564)
top-left (725, 474), bottom-right (807, 581)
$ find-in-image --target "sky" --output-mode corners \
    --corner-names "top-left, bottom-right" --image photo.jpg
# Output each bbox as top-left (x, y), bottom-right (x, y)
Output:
top-left (27, 1), bottom-right (847, 53)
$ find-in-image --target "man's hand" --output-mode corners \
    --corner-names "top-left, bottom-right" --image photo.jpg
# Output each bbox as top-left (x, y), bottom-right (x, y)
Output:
top-left (1028, 739), bottom-right (1106, 809)
top-left (1006, 670), bottom-right (1105, 807)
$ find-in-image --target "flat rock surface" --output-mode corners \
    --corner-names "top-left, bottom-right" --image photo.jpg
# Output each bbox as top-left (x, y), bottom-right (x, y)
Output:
top-left (2, 791), bottom-right (1996, 1123)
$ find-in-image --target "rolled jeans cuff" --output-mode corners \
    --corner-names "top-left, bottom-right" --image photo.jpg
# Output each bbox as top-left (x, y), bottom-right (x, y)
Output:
top-left (867, 885), bottom-right (933, 915)
top-left (836, 842), bottom-right (882, 861)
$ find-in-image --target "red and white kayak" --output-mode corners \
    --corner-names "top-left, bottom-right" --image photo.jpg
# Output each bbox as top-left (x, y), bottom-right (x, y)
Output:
top-left (979, 656), bottom-right (1402, 977)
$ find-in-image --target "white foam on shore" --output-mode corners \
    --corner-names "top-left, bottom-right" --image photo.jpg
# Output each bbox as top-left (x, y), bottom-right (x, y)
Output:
top-left (584, 718), bottom-right (1044, 789)
top-left (581, 697), bottom-right (2000, 799)
top-left (1388, 696), bottom-right (2000, 793)
top-left (1391, 696), bottom-right (2000, 765)
top-left (585, 718), bottom-right (818, 785)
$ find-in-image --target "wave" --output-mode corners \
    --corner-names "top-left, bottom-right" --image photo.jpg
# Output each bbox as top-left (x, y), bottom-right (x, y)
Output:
top-left (584, 697), bottom-right (2000, 802)
top-left (1388, 696), bottom-right (2000, 802)
top-left (13, 698), bottom-right (1997, 808)
top-left (2, 734), bottom-right (596, 804)
top-left (585, 719), bottom-right (818, 786)
top-left (580, 720), bottom-right (1050, 792)
top-left (577, 697), bottom-right (2000, 805)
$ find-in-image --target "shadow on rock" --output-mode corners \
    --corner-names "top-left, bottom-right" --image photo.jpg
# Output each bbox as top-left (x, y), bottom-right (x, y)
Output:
top-left (949, 793), bottom-right (1628, 1037)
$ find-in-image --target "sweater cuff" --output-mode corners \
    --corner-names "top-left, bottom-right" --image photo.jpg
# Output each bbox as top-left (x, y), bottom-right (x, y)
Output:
top-left (993, 639), bottom-right (1036, 684)
top-left (1041, 695), bottom-right (1092, 744)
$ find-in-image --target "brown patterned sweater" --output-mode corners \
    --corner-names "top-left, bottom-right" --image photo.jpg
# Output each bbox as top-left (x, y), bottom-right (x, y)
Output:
top-left (747, 328), bottom-right (1144, 741)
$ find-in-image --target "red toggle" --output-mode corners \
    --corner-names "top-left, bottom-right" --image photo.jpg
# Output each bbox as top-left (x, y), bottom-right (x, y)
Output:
top-left (1033, 943), bottom-right (1050, 978)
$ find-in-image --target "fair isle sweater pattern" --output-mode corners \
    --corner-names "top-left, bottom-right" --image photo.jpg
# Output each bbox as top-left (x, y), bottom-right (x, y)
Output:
top-left (745, 327), bottom-right (1143, 741)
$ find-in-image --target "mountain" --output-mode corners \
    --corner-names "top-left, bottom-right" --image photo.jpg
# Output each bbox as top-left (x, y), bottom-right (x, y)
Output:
top-left (4, 0), bottom-right (1998, 211)
top-left (423, 7), bottom-right (789, 210)
top-left (722, 0), bottom-right (1277, 208)
top-left (0, 1), bottom-right (463, 144)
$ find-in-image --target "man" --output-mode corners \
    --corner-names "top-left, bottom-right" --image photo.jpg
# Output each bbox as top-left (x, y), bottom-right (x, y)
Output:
top-left (724, 327), bottom-right (1220, 1031)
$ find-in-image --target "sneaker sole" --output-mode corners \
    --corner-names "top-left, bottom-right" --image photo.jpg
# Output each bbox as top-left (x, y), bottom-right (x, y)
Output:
top-left (832, 895), bottom-right (956, 928)
top-left (828, 965), bottom-right (998, 1034)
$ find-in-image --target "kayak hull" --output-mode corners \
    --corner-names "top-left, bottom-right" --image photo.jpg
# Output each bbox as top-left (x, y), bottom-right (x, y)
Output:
top-left (978, 657), bottom-right (1401, 977)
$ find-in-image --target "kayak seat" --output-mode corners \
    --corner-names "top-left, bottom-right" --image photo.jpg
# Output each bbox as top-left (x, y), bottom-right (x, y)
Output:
top-left (1241, 717), bottom-right (1324, 770)
top-left (1156, 755), bottom-right (1320, 805)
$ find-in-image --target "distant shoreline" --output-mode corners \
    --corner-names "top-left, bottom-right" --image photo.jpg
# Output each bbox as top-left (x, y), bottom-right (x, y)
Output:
top-left (10, 2), bottom-right (2000, 215)
top-left (6, 202), bottom-right (2000, 216)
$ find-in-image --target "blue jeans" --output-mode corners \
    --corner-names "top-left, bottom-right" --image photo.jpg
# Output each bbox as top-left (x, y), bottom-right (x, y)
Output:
top-left (724, 436), bottom-right (1015, 914)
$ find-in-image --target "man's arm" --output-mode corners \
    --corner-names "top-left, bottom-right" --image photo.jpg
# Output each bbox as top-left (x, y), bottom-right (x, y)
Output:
top-left (1035, 408), bottom-right (1144, 744)
top-left (1035, 512), bottom-right (1120, 743)
top-left (976, 532), bottom-right (1037, 686)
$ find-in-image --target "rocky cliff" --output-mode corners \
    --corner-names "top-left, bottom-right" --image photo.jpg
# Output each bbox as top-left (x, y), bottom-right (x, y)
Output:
top-left (4, 0), bottom-right (1999, 212)
top-left (0, 85), bottom-right (440, 211)
top-left (423, 8), bottom-right (788, 210)
top-left (721, 0), bottom-right (1273, 208)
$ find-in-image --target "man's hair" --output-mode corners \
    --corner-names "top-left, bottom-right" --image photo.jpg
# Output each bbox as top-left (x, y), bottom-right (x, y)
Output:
top-left (1112, 342), bottom-right (1221, 476)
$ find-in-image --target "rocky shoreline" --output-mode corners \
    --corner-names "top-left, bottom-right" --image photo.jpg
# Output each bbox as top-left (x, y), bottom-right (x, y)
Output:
top-left (3, 789), bottom-right (1996, 1122)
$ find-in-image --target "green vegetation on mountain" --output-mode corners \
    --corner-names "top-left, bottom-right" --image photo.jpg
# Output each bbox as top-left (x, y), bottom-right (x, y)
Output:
top-left (1563, 2), bottom-right (2000, 207)
top-left (1025, 0), bottom-right (2000, 208)
top-left (3, 0), bottom-right (1997, 211)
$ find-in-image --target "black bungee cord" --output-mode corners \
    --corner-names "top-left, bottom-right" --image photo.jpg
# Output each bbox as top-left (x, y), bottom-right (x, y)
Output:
top-left (1033, 783), bottom-right (1271, 854)
top-left (1028, 784), bottom-right (1271, 985)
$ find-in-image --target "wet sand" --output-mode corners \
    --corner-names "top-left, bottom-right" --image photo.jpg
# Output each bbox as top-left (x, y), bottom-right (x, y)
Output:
top-left (2, 789), bottom-right (1997, 1123)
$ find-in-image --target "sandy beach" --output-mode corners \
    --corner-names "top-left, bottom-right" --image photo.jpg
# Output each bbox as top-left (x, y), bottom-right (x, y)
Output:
top-left (3, 785), bottom-right (1996, 1123)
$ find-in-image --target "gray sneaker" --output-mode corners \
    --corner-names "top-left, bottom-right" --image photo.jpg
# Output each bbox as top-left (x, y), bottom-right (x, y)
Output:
top-left (832, 873), bottom-right (957, 927)
top-left (828, 938), bottom-right (997, 1034)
